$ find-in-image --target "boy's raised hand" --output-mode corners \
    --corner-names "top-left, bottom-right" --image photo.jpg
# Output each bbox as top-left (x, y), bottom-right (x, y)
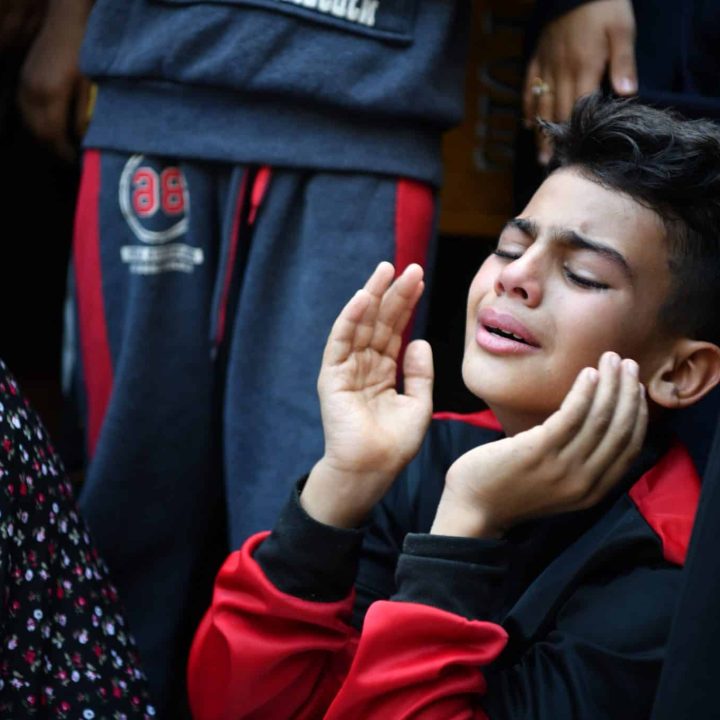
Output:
top-left (300, 262), bottom-right (434, 528)
top-left (432, 351), bottom-right (648, 538)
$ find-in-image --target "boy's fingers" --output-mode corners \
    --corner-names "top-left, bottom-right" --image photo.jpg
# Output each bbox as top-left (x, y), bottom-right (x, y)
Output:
top-left (322, 262), bottom-right (394, 365)
top-left (542, 366), bottom-right (599, 448)
top-left (369, 264), bottom-right (424, 354)
top-left (364, 261), bottom-right (396, 297)
top-left (384, 280), bottom-right (425, 360)
top-left (585, 358), bottom-right (642, 475)
top-left (597, 385), bottom-right (648, 495)
top-left (346, 261), bottom-right (396, 350)
top-left (402, 339), bottom-right (434, 409)
top-left (568, 352), bottom-right (622, 459)
top-left (322, 289), bottom-right (373, 366)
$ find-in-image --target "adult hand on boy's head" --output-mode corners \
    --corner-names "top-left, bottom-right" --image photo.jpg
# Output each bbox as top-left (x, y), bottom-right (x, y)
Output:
top-left (17, 0), bottom-right (94, 162)
top-left (432, 351), bottom-right (647, 539)
top-left (300, 262), bottom-right (434, 529)
top-left (523, 0), bottom-right (637, 164)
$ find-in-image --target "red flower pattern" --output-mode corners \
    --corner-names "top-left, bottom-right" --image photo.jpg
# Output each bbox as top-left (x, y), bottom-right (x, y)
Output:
top-left (0, 361), bottom-right (156, 717)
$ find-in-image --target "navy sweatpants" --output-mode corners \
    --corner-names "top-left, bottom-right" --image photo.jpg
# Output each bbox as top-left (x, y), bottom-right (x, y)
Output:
top-left (70, 150), bottom-right (435, 715)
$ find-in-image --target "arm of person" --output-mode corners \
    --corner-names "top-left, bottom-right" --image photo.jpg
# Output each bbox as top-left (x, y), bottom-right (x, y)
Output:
top-left (320, 351), bottom-right (652, 719)
top-left (187, 262), bottom-right (443, 719)
top-left (17, 0), bottom-right (94, 161)
top-left (187, 480), bottom-right (509, 720)
top-left (523, 0), bottom-right (637, 163)
top-left (188, 268), bottom-right (650, 719)
top-left (0, 0), bottom-right (48, 52)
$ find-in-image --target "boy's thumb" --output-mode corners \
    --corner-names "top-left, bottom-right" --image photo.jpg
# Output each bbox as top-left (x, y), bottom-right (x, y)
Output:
top-left (402, 340), bottom-right (434, 405)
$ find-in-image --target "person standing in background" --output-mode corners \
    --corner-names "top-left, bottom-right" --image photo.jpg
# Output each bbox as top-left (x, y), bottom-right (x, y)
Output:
top-left (19, 0), bottom-right (474, 715)
top-left (517, 0), bottom-right (720, 206)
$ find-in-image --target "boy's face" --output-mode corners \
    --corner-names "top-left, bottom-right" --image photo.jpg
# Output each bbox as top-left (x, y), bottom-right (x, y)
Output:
top-left (463, 167), bottom-right (675, 431)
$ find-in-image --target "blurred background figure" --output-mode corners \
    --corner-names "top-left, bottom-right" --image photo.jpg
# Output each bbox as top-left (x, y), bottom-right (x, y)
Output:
top-left (60, 0), bottom-right (474, 715)
top-left (0, 1), bottom-right (540, 715)
top-left (0, 0), bottom-right (90, 455)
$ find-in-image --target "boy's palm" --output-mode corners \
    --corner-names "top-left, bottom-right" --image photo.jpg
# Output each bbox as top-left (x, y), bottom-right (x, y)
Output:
top-left (433, 352), bottom-right (647, 538)
top-left (319, 262), bottom-right (433, 478)
top-left (322, 342), bottom-right (432, 476)
top-left (301, 262), bottom-right (433, 528)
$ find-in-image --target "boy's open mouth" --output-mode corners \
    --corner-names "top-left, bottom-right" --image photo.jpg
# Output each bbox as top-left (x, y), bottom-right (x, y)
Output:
top-left (485, 325), bottom-right (532, 345)
top-left (477, 307), bottom-right (541, 348)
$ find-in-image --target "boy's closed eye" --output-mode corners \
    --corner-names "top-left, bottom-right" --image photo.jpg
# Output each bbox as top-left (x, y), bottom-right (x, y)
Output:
top-left (492, 242), bottom-right (612, 292)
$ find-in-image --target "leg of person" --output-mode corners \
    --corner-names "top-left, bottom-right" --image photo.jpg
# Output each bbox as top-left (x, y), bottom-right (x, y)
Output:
top-left (70, 149), bottom-right (232, 717)
top-left (222, 169), bottom-right (437, 548)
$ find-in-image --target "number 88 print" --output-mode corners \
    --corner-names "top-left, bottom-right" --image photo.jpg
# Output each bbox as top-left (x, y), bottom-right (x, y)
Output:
top-left (119, 154), bottom-right (189, 244)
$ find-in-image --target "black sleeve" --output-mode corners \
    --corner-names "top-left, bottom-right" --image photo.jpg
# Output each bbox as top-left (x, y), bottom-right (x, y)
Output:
top-left (384, 524), bottom-right (680, 719)
top-left (392, 532), bottom-right (511, 622)
top-left (255, 420), bottom-right (507, 627)
top-left (252, 473), bottom-right (414, 628)
top-left (252, 477), bottom-right (365, 602)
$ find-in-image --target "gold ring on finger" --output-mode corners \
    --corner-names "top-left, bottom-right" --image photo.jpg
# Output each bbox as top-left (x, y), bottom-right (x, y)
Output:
top-left (530, 77), bottom-right (552, 97)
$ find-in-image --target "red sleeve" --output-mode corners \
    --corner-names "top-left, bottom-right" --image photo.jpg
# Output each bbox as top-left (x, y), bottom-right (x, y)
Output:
top-left (325, 601), bottom-right (507, 720)
top-left (187, 532), bottom-right (359, 720)
top-left (188, 532), bottom-right (508, 720)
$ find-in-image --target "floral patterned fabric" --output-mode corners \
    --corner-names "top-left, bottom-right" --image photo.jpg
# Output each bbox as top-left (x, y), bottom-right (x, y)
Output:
top-left (0, 360), bottom-right (156, 717)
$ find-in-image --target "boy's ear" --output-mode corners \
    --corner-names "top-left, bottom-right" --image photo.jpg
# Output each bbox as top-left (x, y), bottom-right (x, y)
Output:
top-left (646, 339), bottom-right (720, 409)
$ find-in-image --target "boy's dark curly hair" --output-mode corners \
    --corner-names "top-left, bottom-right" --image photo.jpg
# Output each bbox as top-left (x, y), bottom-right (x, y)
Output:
top-left (541, 93), bottom-right (720, 345)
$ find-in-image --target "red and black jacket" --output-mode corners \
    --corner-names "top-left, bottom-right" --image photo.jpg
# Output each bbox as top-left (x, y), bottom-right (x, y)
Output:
top-left (188, 411), bottom-right (699, 719)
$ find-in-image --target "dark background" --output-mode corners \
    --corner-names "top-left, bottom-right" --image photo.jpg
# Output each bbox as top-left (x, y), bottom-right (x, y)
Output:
top-left (0, 51), bottom-right (78, 440)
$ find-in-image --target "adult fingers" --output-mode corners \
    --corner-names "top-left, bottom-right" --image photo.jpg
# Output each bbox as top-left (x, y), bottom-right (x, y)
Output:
top-left (553, 72), bottom-right (577, 125)
top-left (532, 73), bottom-right (556, 164)
top-left (574, 70), bottom-right (603, 107)
top-left (522, 56), bottom-right (542, 126)
top-left (607, 9), bottom-right (638, 96)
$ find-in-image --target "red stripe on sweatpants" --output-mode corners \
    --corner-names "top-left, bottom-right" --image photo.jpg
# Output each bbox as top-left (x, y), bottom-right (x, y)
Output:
top-left (215, 167), bottom-right (272, 346)
top-left (248, 166), bottom-right (271, 226)
top-left (394, 178), bottom-right (435, 355)
top-left (73, 150), bottom-right (113, 457)
top-left (214, 171), bottom-right (248, 347)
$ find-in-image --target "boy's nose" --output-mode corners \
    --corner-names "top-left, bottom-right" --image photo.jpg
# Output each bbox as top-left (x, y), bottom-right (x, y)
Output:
top-left (493, 257), bottom-right (542, 307)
